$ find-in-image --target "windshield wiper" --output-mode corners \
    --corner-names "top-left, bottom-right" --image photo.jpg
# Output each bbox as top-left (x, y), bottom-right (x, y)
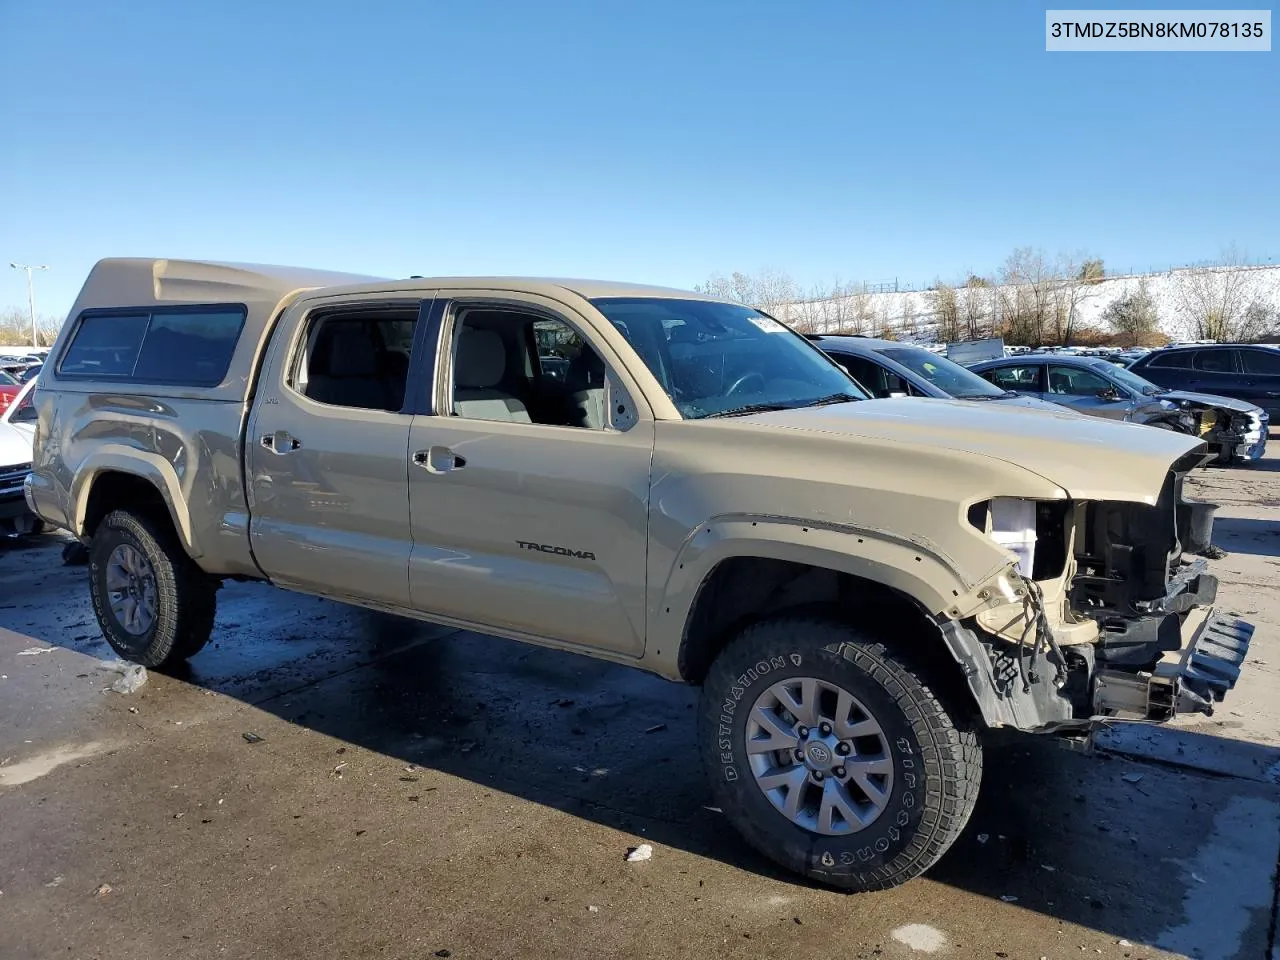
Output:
top-left (704, 402), bottom-right (793, 418)
top-left (961, 391), bottom-right (1016, 400)
top-left (795, 392), bottom-right (862, 408)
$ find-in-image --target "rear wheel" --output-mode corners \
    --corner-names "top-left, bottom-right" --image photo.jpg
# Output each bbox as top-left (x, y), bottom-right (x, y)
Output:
top-left (699, 616), bottom-right (982, 891)
top-left (89, 509), bottom-right (217, 667)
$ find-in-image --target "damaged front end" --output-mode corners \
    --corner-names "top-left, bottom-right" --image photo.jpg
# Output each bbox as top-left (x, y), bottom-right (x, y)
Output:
top-left (939, 449), bottom-right (1255, 733)
top-left (1162, 396), bottom-right (1270, 463)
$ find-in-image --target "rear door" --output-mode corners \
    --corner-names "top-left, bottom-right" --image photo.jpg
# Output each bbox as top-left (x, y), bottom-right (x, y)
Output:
top-left (1237, 348), bottom-right (1280, 419)
top-left (245, 293), bottom-right (428, 607)
top-left (1185, 348), bottom-right (1242, 396)
top-left (405, 290), bottom-right (653, 656)
top-left (1046, 364), bottom-right (1132, 420)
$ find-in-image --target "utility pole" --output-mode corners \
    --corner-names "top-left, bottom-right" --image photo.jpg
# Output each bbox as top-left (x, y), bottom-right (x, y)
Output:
top-left (9, 263), bottom-right (48, 348)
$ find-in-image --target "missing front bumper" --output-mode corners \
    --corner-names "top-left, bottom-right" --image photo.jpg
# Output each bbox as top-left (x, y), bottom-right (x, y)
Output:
top-left (1093, 608), bottom-right (1254, 720)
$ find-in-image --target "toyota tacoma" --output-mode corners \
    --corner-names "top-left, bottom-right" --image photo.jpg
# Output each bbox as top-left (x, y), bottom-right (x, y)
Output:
top-left (26, 258), bottom-right (1253, 891)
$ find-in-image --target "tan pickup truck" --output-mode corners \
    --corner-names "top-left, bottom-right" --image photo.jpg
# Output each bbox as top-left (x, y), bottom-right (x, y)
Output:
top-left (27, 258), bottom-right (1253, 891)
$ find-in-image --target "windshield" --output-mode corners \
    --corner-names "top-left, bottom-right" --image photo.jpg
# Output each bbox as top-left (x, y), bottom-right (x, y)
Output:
top-left (877, 346), bottom-right (1006, 398)
top-left (591, 298), bottom-right (867, 418)
top-left (1094, 360), bottom-right (1161, 396)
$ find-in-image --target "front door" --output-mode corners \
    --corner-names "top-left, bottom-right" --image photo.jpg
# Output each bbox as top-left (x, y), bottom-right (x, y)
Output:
top-left (246, 296), bottom-right (427, 607)
top-left (406, 294), bottom-right (653, 656)
top-left (1046, 364), bottom-right (1132, 420)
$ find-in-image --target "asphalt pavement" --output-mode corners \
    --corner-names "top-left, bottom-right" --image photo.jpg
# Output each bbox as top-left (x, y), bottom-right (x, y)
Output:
top-left (1, 453), bottom-right (1278, 960)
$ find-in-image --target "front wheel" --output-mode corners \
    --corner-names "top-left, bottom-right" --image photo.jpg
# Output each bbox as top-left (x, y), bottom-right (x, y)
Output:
top-left (89, 509), bottom-right (217, 668)
top-left (699, 616), bottom-right (982, 892)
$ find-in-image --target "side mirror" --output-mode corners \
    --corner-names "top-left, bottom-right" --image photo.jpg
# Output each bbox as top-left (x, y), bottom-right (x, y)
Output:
top-left (1096, 386), bottom-right (1121, 400)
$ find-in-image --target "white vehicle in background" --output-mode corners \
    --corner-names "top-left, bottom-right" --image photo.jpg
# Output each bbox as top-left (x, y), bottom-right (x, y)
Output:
top-left (0, 378), bottom-right (41, 536)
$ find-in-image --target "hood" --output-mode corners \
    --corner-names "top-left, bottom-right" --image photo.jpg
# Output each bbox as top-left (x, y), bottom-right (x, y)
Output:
top-left (987, 394), bottom-right (1077, 413)
top-left (0, 379), bottom-right (35, 443)
top-left (1156, 389), bottom-right (1262, 415)
top-left (0, 421), bottom-right (33, 465)
top-left (747, 397), bottom-right (1204, 503)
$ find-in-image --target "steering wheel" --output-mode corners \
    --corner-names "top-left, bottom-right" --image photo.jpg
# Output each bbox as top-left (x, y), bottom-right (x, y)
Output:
top-left (725, 372), bottom-right (766, 397)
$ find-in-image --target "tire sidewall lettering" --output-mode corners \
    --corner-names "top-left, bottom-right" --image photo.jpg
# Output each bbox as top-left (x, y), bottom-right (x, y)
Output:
top-left (714, 646), bottom-right (927, 876)
top-left (719, 653), bottom-right (792, 783)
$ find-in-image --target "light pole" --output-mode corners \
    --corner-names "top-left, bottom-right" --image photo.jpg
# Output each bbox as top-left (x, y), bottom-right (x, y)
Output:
top-left (9, 262), bottom-right (49, 349)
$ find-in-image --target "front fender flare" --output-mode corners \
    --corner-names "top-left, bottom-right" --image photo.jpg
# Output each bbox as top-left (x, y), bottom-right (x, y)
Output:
top-left (652, 515), bottom-right (1000, 663)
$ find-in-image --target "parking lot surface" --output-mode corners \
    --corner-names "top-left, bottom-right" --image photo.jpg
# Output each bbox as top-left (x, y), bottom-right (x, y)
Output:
top-left (2, 455), bottom-right (1278, 960)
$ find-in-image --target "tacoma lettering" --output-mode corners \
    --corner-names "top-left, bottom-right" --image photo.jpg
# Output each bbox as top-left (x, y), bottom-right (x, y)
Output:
top-left (515, 540), bottom-right (596, 561)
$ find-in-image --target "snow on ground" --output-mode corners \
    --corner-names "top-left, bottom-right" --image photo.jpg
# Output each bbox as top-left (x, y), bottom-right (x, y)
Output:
top-left (775, 264), bottom-right (1280, 341)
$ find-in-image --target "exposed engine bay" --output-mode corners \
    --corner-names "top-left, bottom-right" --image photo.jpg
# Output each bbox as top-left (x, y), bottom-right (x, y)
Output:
top-left (943, 450), bottom-right (1253, 733)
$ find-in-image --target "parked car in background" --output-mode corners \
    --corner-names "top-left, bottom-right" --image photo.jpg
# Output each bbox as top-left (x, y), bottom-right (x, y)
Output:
top-left (0, 369), bottom-right (23, 414)
top-left (970, 354), bottom-right (1268, 464)
top-left (1128, 344), bottom-right (1280, 424)
top-left (809, 335), bottom-right (1066, 412)
top-left (0, 378), bottom-right (41, 536)
top-left (18, 364), bottom-right (42, 383)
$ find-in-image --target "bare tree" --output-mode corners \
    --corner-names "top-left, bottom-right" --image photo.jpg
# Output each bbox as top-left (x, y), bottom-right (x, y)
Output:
top-left (899, 298), bottom-right (920, 340)
top-left (753, 268), bottom-right (799, 315)
top-left (959, 275), bottom-right (991, 340)
top-left (929, 283), bottom-right (961, 342)
top-left (1172, 249), bottom-right (1264, 341)
top-left (0, 307), bottom-right (61, 347)
top-left (1054, 252), bottom-right (1104, 345)
top-left (997, 248), bottom-right (1057, 345)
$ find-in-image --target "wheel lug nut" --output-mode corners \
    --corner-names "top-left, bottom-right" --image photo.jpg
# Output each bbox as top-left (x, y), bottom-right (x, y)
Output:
top-left (819, 723), bottom-right (832, 735)
top-left (795, 748), bottom-right (806, 762)
top-left (836, 742), bottom-right (851, 755)
top-left (833, 766), bottom-right (846, 778)
top-left (797, 726), bottom-right (809, 738)
top-left (812, 771), bottom-right (824, 781)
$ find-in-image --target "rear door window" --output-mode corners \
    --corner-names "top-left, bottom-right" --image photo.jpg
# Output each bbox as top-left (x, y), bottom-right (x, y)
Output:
top-left (984, 364), bottom-right (1045, 392)
top-left (1192, 350), bottom-right (1239, 373)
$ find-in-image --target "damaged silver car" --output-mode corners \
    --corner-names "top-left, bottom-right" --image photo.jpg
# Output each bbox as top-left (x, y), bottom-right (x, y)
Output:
top-left (970, 354), bottom-right (1268, 465)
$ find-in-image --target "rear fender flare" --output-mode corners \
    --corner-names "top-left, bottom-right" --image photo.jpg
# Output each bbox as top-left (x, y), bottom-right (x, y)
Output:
top-left (70, 448), bottom-right (198, 557)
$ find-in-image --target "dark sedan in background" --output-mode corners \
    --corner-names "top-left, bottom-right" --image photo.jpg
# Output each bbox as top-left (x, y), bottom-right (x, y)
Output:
top-left (808, 335), bottom-right (1065, 411)
top-left (969, 353), bottom-right (1268, 464)
top-left (1128, 344), bottom-right (1280, 423)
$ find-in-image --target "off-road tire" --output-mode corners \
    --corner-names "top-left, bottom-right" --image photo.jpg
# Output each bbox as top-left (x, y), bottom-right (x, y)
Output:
top-left (699, 616), bottom-right (982, 892)
top-left (89, 509), bottom-right (217, 668)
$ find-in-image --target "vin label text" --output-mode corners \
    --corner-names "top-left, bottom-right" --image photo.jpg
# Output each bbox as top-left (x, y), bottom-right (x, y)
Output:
top-left (1046, 10), bottom-right (1271, 51)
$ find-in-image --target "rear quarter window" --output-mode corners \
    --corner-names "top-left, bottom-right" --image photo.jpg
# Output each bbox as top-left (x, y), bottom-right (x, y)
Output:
top-left (1241, 349), bottom-right (1280, 375)
top-left (58, 306), bottom-right (246, 386)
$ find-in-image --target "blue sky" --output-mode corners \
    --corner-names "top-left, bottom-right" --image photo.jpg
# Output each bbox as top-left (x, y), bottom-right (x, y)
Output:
top-left (1, 0), bottom-right (1276, 318)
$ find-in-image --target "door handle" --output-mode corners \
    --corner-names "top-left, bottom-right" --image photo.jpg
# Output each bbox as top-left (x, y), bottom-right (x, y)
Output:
top-left (260, 431), bottom-right (302, 453)
top-left (412, 446), bottom-right (466, 473)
